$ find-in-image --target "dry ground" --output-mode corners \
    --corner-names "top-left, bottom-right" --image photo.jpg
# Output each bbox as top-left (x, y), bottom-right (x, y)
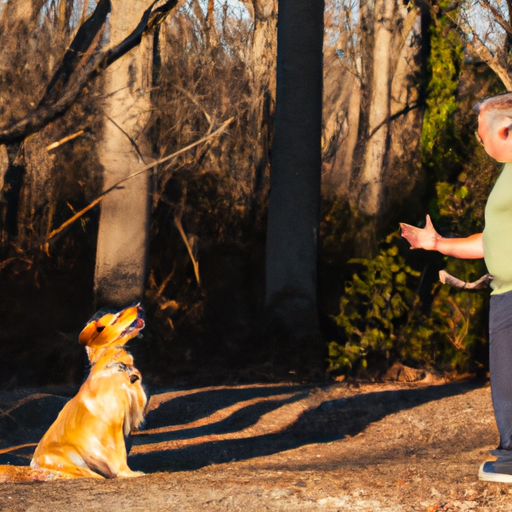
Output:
top-left (0, 378), bottom-right (511, 511)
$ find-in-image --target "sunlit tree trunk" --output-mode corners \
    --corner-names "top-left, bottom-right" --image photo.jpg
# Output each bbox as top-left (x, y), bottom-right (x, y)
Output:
top-left (94, 0), bottom-right (154, 309)
top-left (322, 50), bottom-right (361, 195)
top-left (206, 0), bottom-right (216, 45)
top-left (265, 0), bottom-right (324, 373)
top-left (357, 0), bottom-right (395, 217)
top-left (241, 0), bottom-right (277, 209)
top-left (386, 8), bottom-right (424, 211)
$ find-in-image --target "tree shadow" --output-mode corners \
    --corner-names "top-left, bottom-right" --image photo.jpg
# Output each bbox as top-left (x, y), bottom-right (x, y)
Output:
top-left (130, 380), bottom-right (485, 473)
top-left (138, 395), bottom-right (309, 444)
top-left (142, 384), bottom-right (312, 429)
top-left (0, 381), bottom-right (486, 471)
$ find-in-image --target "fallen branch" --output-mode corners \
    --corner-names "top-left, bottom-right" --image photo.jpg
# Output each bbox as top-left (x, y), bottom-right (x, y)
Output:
top-left (0, 443), bottom-right (38, 455)
top-left (439, 270), bottom-right (493, 290)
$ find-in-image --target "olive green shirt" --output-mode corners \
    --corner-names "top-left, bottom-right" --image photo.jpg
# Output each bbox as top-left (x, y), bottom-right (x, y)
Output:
top-left (484, 162), bottom-right (512, 294)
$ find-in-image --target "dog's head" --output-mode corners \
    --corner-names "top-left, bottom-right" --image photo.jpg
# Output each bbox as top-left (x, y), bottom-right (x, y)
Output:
top-left (79, 304), bottom-right (145, 362)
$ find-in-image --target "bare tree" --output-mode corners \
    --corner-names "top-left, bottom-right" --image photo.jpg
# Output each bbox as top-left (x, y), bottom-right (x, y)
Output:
top-left (322, 0), bottom-right (424, 221)
top-left (322, 0), bottom-right (362, 195)
top-left (240, 0), bottom-right (277, 208)
top-left (0, 0), bottom-right (179, 146)
top-left (0, 0), bottom-right (179, 268)
top-left (93, 0), bottom-right (156, 309)
top-left (458, 0), bottom-right (512, 89)
top-left (357, 0), bottom-right (395, 217)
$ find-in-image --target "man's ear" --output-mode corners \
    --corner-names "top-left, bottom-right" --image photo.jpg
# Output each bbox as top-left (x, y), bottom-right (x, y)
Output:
top-left (498, 121), bottom-right (512, 157)
top-left (497, 124), bottom-right (512, 140)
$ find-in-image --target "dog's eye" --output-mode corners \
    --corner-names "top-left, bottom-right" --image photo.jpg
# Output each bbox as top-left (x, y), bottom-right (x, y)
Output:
top-left (96, 326), bottom-right (105, 333)
top-left (118, 362), bottom-right (128, 371)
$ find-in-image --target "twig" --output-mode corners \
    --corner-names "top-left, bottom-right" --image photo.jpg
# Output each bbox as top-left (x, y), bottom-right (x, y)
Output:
top-left (478, 0), bottom-right (512, 37)
top-left (46, 130), bottom-right (85, 151)
top-left (439, 270), bottom-right (493, 290)
top-left (368, 102), bottom-right (420, 139)
top-left (155, 265), bottom-right (176, 301)
top-left (174, 212), bottom-right (201, 286)
top-left (173, 85), bottom-right (213, 127)
top-left (106, 116), bottom-right (146, 164)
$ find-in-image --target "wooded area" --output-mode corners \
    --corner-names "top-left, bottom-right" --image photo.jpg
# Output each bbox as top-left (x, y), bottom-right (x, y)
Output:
top-left (0, 0), bottom-right (509, 388)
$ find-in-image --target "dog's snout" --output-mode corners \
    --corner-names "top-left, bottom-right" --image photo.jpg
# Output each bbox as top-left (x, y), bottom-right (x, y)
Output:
top-left (130, 374), bottom-right (140, 384)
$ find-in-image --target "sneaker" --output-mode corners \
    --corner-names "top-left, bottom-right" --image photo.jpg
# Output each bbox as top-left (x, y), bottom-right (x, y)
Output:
top-left (479, 451), bottom-right (512, 483)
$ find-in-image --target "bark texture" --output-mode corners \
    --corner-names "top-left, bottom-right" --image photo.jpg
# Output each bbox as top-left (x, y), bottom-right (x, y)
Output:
top-left (322, 50), bottom-right (361, 195)
top-left (265, 0), bottom-right (324, 356)
top-left (94, 0), bottom-right (154, 309)
top-left (17, 135), bottom-right (56, 248)
top-left (358, 0), bottom-right (395, 216)
top-left (242, 0), bottom-right (277, 205)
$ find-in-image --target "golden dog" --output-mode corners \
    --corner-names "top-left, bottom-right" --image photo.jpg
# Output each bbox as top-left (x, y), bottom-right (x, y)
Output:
top-left (0, 304), bottom-right (147, 482)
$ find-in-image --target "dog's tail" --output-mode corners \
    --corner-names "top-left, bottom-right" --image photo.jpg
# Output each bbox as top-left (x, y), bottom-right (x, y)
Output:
top-left (0, 464), bottom-right (72, 482)
top-left (0, 444), bottom-right (69, 483)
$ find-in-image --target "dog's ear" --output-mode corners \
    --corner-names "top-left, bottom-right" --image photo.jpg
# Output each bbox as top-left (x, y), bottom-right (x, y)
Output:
top-left (78, 305), bottom-right (145, 352)
top-left (79, 313), bottom-right (116, 347)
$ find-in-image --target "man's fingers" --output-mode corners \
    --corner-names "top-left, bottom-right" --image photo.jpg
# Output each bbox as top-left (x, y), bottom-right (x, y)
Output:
top-left (400, 222), bottom-right (415, 232)
top-left (400, 224), bottom-right (417, 237)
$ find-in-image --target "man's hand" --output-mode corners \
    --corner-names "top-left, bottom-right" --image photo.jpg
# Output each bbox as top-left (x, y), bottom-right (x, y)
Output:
top-left (400, 214), bottom-right (441, 251)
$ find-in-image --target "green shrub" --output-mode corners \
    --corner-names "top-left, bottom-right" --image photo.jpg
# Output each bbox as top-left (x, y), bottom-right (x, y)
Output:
top-left (328, 234), bottom-right (488, 376)
top-left (328, 233), bottom-right (421, 373)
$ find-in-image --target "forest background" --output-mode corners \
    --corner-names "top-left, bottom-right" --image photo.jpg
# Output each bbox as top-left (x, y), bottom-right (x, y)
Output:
top-left (0, 0), bottom-right (508, 389)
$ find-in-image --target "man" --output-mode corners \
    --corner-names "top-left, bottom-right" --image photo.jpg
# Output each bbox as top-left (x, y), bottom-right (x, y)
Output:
top-left (401, 92), bottom-right (512, 482)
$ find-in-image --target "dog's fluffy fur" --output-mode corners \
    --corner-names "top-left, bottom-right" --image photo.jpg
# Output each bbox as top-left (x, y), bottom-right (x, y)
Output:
top-left (0, 305), bottom-right (147, 482)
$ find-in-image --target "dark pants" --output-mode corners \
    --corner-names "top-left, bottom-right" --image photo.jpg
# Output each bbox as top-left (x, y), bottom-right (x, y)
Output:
top-left (490, 290), bottom-right (512, 450)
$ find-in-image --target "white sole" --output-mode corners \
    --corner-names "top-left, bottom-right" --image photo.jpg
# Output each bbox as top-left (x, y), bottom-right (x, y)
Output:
top-left (479, 462), bottom-right (512, 483)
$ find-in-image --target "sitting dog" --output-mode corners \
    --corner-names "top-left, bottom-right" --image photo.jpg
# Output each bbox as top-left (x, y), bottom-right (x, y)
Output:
top-left (0, 304), bottom-right (147, 482)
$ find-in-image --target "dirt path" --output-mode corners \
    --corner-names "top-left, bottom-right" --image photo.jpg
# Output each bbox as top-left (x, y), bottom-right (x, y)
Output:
top-left (0, 379), bottom-right (511, 511)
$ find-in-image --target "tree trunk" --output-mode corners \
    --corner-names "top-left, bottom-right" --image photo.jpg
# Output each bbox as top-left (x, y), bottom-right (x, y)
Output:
top-left (243, 0), bottom-right (277, 210)
top-left (322, 49), bottom-right (361, 195)
top-left (94, 0), bottom-right (154, 309)
top-left (357, 0), bottom-right (395, 217)
top-left (17, 134), bottom-right (56, 248)
top-left (386, 7), bottom-right (425, 216)
top-left (264, 0), bottom-right (324, 375)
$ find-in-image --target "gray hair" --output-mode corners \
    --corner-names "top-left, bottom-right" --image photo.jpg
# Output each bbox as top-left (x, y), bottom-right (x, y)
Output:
top-left (473, 91), bottom-right (512, 114)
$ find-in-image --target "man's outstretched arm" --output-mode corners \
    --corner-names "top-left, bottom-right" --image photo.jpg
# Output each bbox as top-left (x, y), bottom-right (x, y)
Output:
top-left (400, 215), bottom-right (484, 259)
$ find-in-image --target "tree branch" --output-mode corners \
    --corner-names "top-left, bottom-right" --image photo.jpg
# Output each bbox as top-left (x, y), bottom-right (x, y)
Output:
top-left (443, 7), bottom-right (512, 90)
top-left (0, 0), bottom-right (180, 145)
top-left (478, 0), bottom-right (512, 37)
top-left (367, 102), bottom-right (420, 139)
